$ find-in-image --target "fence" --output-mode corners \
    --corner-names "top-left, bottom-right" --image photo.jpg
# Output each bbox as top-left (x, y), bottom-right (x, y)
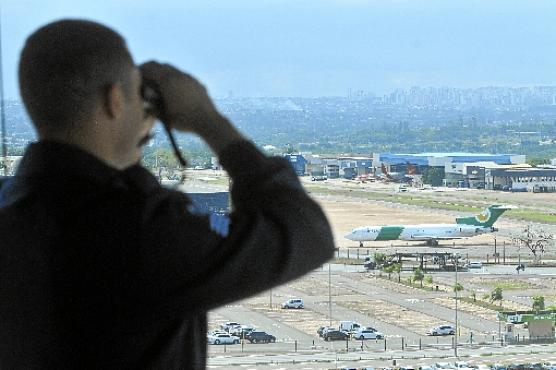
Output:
top-left (207, 332), bottom-right (549, 355)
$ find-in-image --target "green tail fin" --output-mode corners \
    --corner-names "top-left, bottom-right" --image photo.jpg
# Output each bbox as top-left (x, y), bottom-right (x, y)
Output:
top-left (455, 205), bottom-right (511, 227)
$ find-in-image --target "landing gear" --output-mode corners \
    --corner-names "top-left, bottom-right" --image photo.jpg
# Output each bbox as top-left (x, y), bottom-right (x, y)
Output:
top-left (426, 239), bottom-right (439, 247)
top-left (359, 241), bottom-right (364, 248)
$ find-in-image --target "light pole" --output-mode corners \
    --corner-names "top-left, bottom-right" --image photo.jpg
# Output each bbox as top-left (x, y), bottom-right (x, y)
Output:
top-left (328, 262), bottom-right (332, 327)
top-left (454, 253), bottom-right (459, 358)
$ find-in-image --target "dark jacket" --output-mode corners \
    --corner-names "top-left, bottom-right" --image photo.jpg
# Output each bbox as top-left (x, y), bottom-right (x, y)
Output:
top-left (0, 140), bottom-right (334, 369)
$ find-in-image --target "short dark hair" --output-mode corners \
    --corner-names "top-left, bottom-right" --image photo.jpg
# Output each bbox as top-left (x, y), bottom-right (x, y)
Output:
top-left (19, 19), bottom-right (134, 133)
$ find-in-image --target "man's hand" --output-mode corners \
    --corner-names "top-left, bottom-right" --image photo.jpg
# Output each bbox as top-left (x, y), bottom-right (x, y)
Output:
top-left (139, 61), bottom-right (220, 133)
top-left (140, 61), bottom-right (244, 154)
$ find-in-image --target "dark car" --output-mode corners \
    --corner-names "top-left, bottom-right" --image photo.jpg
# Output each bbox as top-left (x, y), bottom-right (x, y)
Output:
top-left (246, 331), bottom-right (276, 344)
top-left (322, 330), bottom-right (350, 341)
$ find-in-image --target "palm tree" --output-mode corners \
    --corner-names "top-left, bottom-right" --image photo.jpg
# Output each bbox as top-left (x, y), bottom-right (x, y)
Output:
top-left (374, 252), bottom-right (387, 267)
top-left (413, 268), bottom-right (424, 287)
top-left (491, 286), bottom-right (503, 307)
top-left (532, 295), bottom-right (545, 312)
top-left (382, 264), bottom-right (394, 280)
top-left (424, 275), bottom-right (433, 290)
top-left (392, 263), bottom-right (402, 282)
top-left (453, 283), bottom-right (464, 293)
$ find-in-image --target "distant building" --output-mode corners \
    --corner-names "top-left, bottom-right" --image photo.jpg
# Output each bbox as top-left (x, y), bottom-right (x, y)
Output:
top-left (338, 156), bottom-right (372, 177)
top-left (375, 152), bottom-right (526, 188)
top-left (487, 167), bottom-right (556, 192)
top-left (305, 155), bottom-right (326, 176)
top-left (283, 154), bottom-right (307, 176)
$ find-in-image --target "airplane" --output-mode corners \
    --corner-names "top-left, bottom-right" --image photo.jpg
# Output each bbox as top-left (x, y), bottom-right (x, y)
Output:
top-left (344, 204), bottom-right (514, 247)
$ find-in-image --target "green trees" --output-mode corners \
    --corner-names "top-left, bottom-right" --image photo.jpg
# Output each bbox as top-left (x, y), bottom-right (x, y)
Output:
top-left (413, 268), bottom-right (424, 287)
top-left (422, 167), bottom-right (445, 186)
top-left (424, 275), bottom-right (433, 290)
top-left (374, 252), bottom-right (387, 267)
top-left (491, 286), bottom-right (503, 306)
top-left (453, 283), bottom-right (464, 293)
top-left (382, 264), bottom-right (394, 280)
top-left (392, 263), bottom-right (402, 282)
top-left (532, 296), bottom-right (545, 312)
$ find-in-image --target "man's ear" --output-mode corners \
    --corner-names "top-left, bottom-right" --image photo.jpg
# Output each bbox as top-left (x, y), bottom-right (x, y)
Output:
top-left (104, 83), bottom-right (124, 119)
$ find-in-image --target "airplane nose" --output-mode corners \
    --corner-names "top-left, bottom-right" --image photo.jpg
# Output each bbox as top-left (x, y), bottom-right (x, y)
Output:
top-left (344, 232), bottom-right (354, 240)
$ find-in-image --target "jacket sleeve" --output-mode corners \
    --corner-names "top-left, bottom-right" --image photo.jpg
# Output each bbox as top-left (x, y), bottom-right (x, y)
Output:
top-left (138, 140), bottom-right (335, 314)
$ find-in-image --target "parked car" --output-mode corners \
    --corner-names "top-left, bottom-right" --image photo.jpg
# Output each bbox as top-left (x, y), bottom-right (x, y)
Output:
top-left (245, 331), bottom-right (276, 344)
top-left (229, 325), bottom-right (255, 338)
top-left (311, 175), bottom-right (327, 181)
top-left (208, 330), bottom-right (228, 336)
top-left (466, 261), bottom-right (483, 269)
top-left (282, 298), bottom-right (304, 309)
top-left (354, 329), bottom-right (384, 340)
top-left (454, 361), bottom-right (475, 370)
top-left (207, 333), bottom-right (240, 345)
top-left (317, 326), bottom-right (334, 337)
top-left (433, 363), bottom-right (456, 369)
top-left (339, 320), bottom-right (361, 332)
top-left (427, 324), bottom-right (455, 336)
top-left (322, 330), bottom-right (350, 341)
top-left (220, 321), bottom-right (242, 332)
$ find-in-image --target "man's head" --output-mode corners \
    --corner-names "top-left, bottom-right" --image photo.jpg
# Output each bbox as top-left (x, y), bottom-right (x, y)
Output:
top-left (19, 19), bottom-right (154, 168)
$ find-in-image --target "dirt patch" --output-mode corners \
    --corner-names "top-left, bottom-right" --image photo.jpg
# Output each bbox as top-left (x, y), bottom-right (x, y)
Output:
top-left (337, 299), bottom-right (473, 336)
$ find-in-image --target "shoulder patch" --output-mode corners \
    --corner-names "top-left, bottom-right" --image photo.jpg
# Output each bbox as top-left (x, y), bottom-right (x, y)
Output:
top-left (209, 213), bottom-right (230, 237)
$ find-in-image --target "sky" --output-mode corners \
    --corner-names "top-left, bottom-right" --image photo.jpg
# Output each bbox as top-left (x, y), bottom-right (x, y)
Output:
top-left (2, 0), bottom-right (556, 98)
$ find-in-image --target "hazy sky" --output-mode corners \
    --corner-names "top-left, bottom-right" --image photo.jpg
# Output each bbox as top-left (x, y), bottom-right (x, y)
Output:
top-left (3, 0), bottom-right (556, 98)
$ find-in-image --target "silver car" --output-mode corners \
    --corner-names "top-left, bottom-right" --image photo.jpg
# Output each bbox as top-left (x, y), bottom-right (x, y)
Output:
top-left (427, 325), bottom-right (455, 336)
top-left (207, 333), bottom-right (240, 345)
top-left (282, 298), bottom-right (304, 309)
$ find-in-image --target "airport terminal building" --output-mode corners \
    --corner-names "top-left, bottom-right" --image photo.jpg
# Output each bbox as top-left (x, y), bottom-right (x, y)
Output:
top-left (283, 151), bottom-right (556, 192)
top-left (374, 152), bottom-right (556, 192)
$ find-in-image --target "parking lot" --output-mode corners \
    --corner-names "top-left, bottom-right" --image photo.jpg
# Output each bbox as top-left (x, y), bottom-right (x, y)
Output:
top-left (194, 174), bottom-right (556, 368)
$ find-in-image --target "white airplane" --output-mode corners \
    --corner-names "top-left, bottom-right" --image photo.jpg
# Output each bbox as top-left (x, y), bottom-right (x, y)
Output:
top-left (345, 204), bottom-right (514, 247)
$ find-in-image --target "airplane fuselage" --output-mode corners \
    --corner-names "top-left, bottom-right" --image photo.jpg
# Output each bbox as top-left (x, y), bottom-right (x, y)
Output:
top-left (345, 224), bottom-right (492, 242)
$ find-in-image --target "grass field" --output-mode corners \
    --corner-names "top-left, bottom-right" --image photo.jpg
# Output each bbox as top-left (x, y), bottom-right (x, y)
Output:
top-left (306, 185), bottom-right (556, 224)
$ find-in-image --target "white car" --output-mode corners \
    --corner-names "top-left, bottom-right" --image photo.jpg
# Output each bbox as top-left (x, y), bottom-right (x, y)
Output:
top-left (229, 324), bottom-right (254, 337)
top-left (427, 324), bottom-right (455, 336)
top-left (433, 363), bottom-right (456, 370)
top-left (354, 329), bottom-right (384, 340)
top-left (466, 261), bottom-right (483, 269)
top-left (454, 362), bottom-right (475, 370)
top-left (220, 321), bottom-right (242, 332)
top-left (282, 298), bottom-right (304, 309)
top-left (207, 333), bottom-right (240, 345)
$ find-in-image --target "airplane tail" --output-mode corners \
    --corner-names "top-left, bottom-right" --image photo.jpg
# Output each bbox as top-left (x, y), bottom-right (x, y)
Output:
top-left (456, 204), bottom-right (514, 227)
top-left (381, 163), bottom-right (393, 180)
top-left (406, 162), bottom-right (416, 175)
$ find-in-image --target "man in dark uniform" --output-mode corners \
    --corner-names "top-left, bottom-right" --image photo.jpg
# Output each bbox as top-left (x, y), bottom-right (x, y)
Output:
top-left (0, 19), bottom-right (334, 369)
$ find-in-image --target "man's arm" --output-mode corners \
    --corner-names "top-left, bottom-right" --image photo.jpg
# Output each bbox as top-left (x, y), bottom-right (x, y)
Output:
top-left (137, 62), bottom-right (335, 313)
